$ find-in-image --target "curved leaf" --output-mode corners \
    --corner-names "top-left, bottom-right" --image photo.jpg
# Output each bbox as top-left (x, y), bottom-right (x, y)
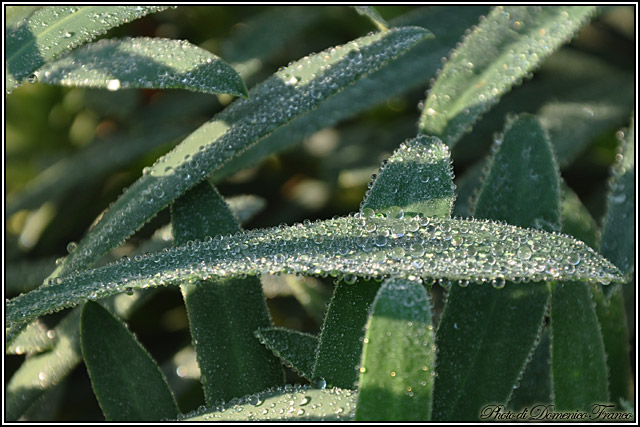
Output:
top-left (353, 6), bottom-right (389, 31)
top-left (6, 6), bottom-right (169, 93)
top-left (418, 6), bottom-right (596, 146)
top-left (255, 327), bottom-right (318, 380)
top-left (6, 215), bottom-right (624, 329)
top-left (36, 37), bottom-right (248, 96)
top-left (178, 385), bottom-right (357, 421)
top-left (80, 301), bottom-right (179, 421)
top-left (52, 26), bottom-right (432, 277)
top-left (355, 278), bottom-right (436, 421)
top-left (6, 320), bottom-right (56, 355)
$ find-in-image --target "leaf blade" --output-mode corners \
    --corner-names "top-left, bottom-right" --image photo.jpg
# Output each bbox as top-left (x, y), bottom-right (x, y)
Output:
top-left (355, 278), bottom-right (436, 421)
top-left (80, 301), bottom-right (179, 421)
top-left (37, 37), bottom-right (248, 96)
top-left (6, 6), bottom-right (169, 93)
top-left (255, 327), bottom-right (318, 380)
top-left (418, 6), bottom-right (596, 146)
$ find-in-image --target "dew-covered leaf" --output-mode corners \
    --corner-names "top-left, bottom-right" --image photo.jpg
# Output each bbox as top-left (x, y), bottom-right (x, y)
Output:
top-left (255, 328), bottom-right (318, 380)
top-left (5, 6), bottom-right (41, 29)
top-left (52, 26), bottom-right (431, 278)
top-left (6, 215), bottom-right (624, 330)
top-left (355, 278), bottom-right (435, 421)
top-left (550, 281), bottom-right (609, 411)
top-left (352, 6), bottom-right (389, 31)
top-left (6, 320), bottom-right (57, 355)
top-left (434, 115), bottom-right (558, 420)
top-left (80, 301), bottom-right (179, 421)
top-left (418, 6), bottom-right (596, 147)
top-left (6, 6), bottom-right (169, 94)
top-left (6, 292), bottom-right (149, 421)
top-left (171, 182), bottom-right (284, 405)
top-left (36, 37), bottom-right (248, 96)
top-left (361, 135), bottom-right (456, 218)
top-left (560, 183), bottom-right (599, 249)
top-left (178, 385), bottom-right (357, 421)
top-left (314, 133), bottom-right (454, 389)
top-left (600, 117), bottom-right (634, 275)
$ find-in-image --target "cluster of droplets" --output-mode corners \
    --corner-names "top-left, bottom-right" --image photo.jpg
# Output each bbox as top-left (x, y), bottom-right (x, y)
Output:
top-left (7, 209), bottom-right (625, 329)
top-left (177, 385), bottom-right (356, 421)
top-left (36, 36), bottom-right (244, 95)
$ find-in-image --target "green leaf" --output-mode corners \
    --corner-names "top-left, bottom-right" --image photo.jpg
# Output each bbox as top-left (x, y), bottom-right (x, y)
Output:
top-left (6, 256), bottom-right (58, 296)
top-left (591, 284), bottom-right (633, 406)
top-left (433, 115), bottom-right (558, 420)
top-left (171, 182), bottom-right (284, 405)
top-left (6, 6), bottom-right (169, 94)
top-left (178, 385), bottom-right (357, 421)
top-left (6, 320), bottom-right (56, 355)
top-left (209, 6), bottom-right (485, 182)
top-left (560, 183), bottom-right (599, 249)
top-left (418, 6), bottom-right (597, 147)
top-left (355, 278), bottom-right (436, 421)
top-left (550, 281), bottom-right (609, 411)
top-left (5, 6), bottom-right (41, 28)
top-left (52, 26), bottom-right (432, 277)
top-left (36, 37), bottom-right (248, 97)
top-left (6, 215), bottom-right (624, 329)
top-left (6, 309), bottom-right (82, 421)
top-left (80, 301), bottom-right (179, 421)
top-left (507, 328), bottom-right (552, 411)
top-left (600, 116), bottom-right (634, 275)
top-left (313, 280), bottom-right (381, 389)
top-left (255, 327), bottom-right (318, 380)
top-left (314, 134), bottom-right (455, 389)
top-left (353, 6), bottom-right (389, 31)
top-left (361, 135), bottom-right (456, 218)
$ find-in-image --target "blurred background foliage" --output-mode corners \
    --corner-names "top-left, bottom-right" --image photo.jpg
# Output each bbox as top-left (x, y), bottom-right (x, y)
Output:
top-left (5, 6), bottom-right (634, 420)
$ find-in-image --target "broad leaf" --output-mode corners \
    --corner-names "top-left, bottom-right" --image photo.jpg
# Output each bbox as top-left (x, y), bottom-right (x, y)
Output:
top-left (80, 301), bottom-right (179, 421)
top-left (52, 26), bottom-right (432, 277)
top-left (314, 134), bottom-right (454, 389)
top-left (255, 327), bottom-right (318, 380)
top-left (6, 6), bottom-right (169, 93)
top-left (418, 6), bottom-right (596, 147)
top-left (6, 215), bottom-right (624, 329)
top-left (433, 115), bottom-right (557, 420)
top-left (550, 281), bottom-right (609, 411)
top-left (171, 182), bottom-right (284, 405)
top-left (507, 328), bottom-right (552, 411)
top-left (560, 183), bottom-right (599, 249)
top-left (178, 385), bottom-right (357, 421)
top-left (36, 37), bottom-right (248, 97)
top-left (355, 278), bottom-right (436, 421)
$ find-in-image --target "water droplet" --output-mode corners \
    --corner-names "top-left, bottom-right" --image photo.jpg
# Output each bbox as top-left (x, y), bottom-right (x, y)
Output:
top-left (106, 79), bottom-right (121, 91)
top-left (312, 377), bottom-right (326, 390)
top-left (516, 244), bottom-right (532, 260)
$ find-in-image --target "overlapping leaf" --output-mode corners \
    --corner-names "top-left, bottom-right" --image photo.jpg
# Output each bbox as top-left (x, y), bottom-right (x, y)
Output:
top-left (6, 214), bottom-right (623, 330)
top-left (51, 27), bottom-right (432, 278)
top-left (6, 6), bottom-right (169, 93)
top-left (255, 328), bottom-right (319, 380)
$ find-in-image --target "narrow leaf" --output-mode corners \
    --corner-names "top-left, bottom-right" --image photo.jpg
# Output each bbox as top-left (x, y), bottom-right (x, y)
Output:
top-left (355, 278), bottom-right (436, 421)
top-left (53, 26), bottom-right (431, 277)
top-left (434, 115), bottom-right (558, 420)
top-left (315, 134), bottom-right (455, 389)
top-left (171, 182), bottom-right (284, 405)
top-left (353, 6), bottom-right (389, 31)
top-left (80, 301), bottom-right (179, 421)
top-left (550, 281), bottom-right (609, 411)
top-left (255, 327), bottom-right (318, 380)
top-left (178, 386), bottom-right (357, 421)
top-left (6, 6), bottom-right (169, 94)
top-left (507, 328), bottom-right (552, 411)
top-left (6, 215), bottom-right (624, 329)
top-left (37, 37), bottom-right (248, 97)
top-left (418, 6), bottom-right (596, 146)
top-left (361, 135), bottom-right (456, 218)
